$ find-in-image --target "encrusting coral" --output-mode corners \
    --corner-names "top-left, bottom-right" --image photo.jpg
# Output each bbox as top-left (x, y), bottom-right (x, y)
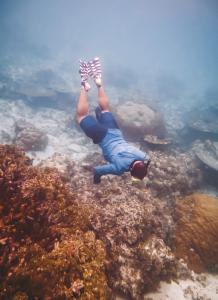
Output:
top-left (173, 193), bottom-right (218, 273)
top-left (0, 145), bottom-right (111, 299)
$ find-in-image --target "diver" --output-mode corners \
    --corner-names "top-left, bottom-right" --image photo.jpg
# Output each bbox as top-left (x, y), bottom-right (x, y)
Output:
top-left (76, 57), bottom-right (150, 184)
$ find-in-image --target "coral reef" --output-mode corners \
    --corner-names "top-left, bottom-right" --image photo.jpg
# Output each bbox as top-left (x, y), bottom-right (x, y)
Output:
top-left (0, 144), bottom-right (213, 299)
top-left (173, 194), bottom-right (218, 273)
top-left (146, 150), bottom-right (202, 198)
top-left (70, 153), bottom-right (177, 299)
top-left (0, 145), bottom-right (111, 299)
top-left (1, 52), bottom-right (218, 300)
top-left (8, 232), bottom-right (109, 300)
top-left (113, 101), bottom-right (166, 141)
top-left (14, 119), bottom-right (48, 151)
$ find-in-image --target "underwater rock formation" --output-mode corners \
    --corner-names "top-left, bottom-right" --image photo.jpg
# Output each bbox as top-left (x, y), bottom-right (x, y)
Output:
top-left (14, 119), bottom-right (48, 151)
top-left (143, 134), bottom-right (172, 150)
top-left (113, 102), bottom-right (166, 141)
top-left (193, 140), bottom-right (218, 172)
top-left (0, 145), bottom-right (111, 299)
top-left (187, 106), bottom-right (218, 139)
top-left (147, 150), bottom-right (202, 198)
top-left (0, 61), bottom-right (73, 109)
top-left (173, 193), bottom-right (218, 273)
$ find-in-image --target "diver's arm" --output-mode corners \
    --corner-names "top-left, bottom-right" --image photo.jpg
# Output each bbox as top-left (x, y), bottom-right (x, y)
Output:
top-left (93, 163), bottom-right (123, 184)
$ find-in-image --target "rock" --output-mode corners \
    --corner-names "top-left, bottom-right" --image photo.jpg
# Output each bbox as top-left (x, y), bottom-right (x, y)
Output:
top-left (14, 119), bottom-right (48, 151)
top-left (173, 193), bottom-right (218, 272)
top-left (143, 134), bottom-right (172, 150)
top-left (146, 151), bottom-right (202, 197)
top-left (187, 107), bottom-right (218, 138)
top-left (193, 140), bottom-right (218, 172)
top-left (113, 102), bottom-right (166, 141)
top-left (0, 130), bottom-right (12, 144)
top-left (0, 62), bottom-right (74, 109)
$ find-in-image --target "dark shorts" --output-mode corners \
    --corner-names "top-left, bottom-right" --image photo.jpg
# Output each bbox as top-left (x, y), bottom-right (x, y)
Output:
top-left (80, 107), bottom-right (119, 144)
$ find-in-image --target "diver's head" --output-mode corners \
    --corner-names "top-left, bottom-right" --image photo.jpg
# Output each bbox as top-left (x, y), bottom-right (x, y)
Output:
top-left (130, 159), bottom-right (151, 181)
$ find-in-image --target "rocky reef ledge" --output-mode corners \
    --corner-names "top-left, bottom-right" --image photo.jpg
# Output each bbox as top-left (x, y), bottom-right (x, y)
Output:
top-left (0, 145), bottom-right (218, 300)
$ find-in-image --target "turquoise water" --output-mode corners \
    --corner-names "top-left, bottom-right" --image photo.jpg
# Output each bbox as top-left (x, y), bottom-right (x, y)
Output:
top-left (0, 0), bottom-right (218, 98)
top-left (0, 0), bottom-right (218, 166)
top-left (1, 2), bottom-right (218, 299)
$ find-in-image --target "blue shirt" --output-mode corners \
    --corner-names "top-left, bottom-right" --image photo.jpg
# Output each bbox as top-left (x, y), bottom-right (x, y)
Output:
top-left (94, 128), bottom-right (149, 177)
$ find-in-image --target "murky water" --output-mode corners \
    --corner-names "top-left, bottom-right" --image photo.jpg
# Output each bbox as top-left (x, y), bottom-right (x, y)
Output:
top-left (0, 1), bottom-right (218, 299)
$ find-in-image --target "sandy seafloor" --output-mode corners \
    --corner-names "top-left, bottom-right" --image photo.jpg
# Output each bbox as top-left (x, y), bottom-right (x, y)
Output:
top-left (116, 275), bottom-right (218, 300)
top-left (0, 58), bottom-right (218, 299)
top-left (145, 273), bottom-right (218, 300)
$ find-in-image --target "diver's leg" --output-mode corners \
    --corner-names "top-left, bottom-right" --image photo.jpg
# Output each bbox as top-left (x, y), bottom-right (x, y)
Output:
top-left (89, 57), bottom-right (109, 111)
top-left (76, 87), bottom-right (89, 123)
top-left (95, 86), bottom-right (119, 129)
top-left (97, 86), bottom-right (110, 112)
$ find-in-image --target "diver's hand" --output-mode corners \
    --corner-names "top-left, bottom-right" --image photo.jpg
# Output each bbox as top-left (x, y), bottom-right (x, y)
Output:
top-left (93, 173), bottom-right (101, 184)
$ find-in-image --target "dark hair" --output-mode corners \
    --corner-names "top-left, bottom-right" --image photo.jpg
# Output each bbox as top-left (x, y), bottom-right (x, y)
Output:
top-left (130, 160), bottom-right (151, 180)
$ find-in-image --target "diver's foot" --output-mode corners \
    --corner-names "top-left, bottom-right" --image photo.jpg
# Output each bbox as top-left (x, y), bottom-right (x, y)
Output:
top-left (81, 81), bottom-right (91, 91)
top-left (88, 57), bottom-right (102, 87)
top-left (79, 60), bottom-right (91, 92)
top-left (95, 77), bottom-right (102, 87)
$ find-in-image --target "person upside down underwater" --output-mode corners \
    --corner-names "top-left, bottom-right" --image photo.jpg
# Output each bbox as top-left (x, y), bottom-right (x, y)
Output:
top-left (76, 57), bottom-right (150, 184)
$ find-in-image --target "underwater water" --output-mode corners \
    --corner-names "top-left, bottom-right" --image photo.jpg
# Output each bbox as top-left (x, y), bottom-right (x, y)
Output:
top-left (0, 0), bottom-right (218, 299)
